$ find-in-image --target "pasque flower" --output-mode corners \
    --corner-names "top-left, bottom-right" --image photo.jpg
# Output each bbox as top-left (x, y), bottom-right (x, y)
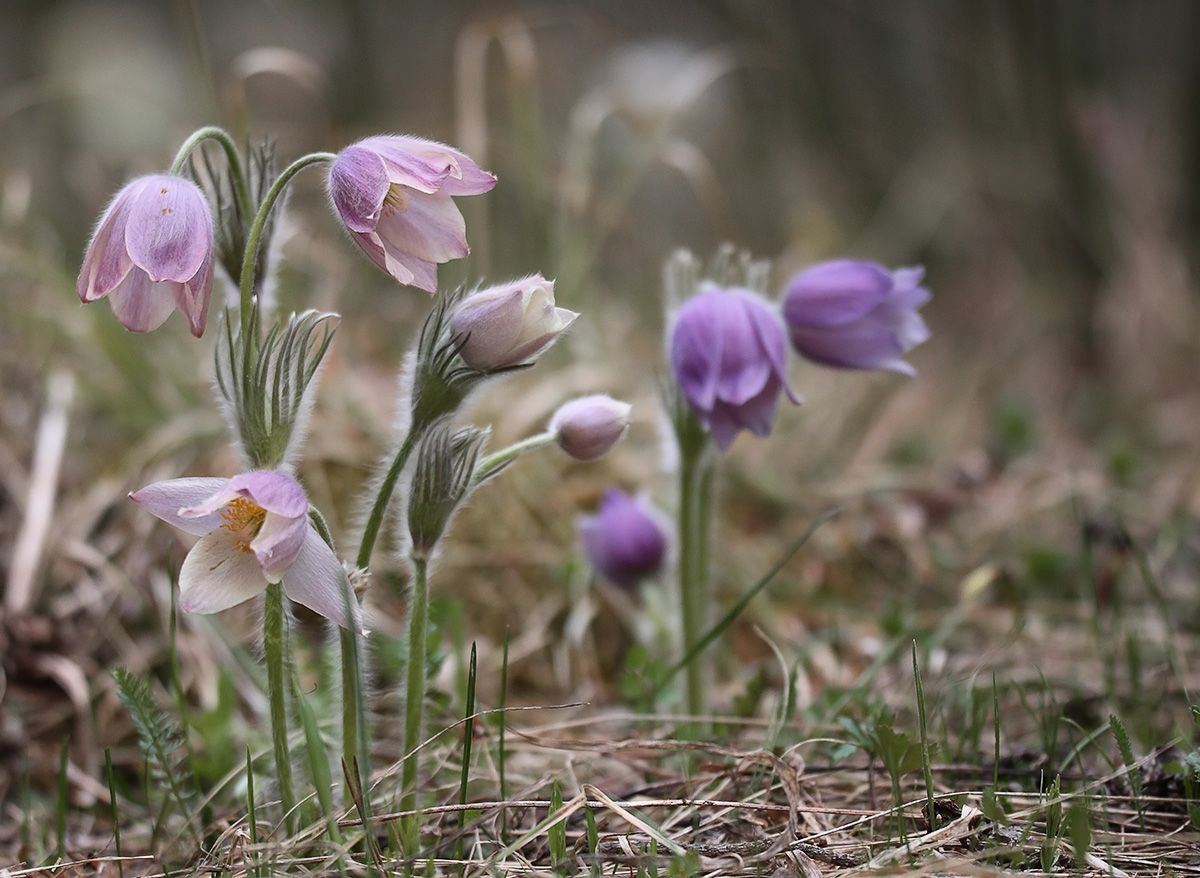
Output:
top-left (130, 471), bottom-right (362, 632)
top-left (450, 275), bottom-right (577, 371)
top-left (580, 488), bottom-right (668, 589)
top-left (782, 259), bottom-right (931, 375)
top-left (550, 395), bottom-right (632, 461)
top-left (668, 286), bottom-right (799, 450)
top-left (327, 135), bottom-right (496, 293)
top-left (78, 174), bottom-right (215, 337)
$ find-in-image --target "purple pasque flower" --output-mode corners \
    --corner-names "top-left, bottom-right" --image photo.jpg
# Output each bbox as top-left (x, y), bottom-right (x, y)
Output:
top-left (327, 135), bottom-right (497, 293)
top-left (579, 488), bottom-right (668, 589)
top-left (78, 174), bottom-right (215, 337)
top-left (782, 259), bottom-right (931, 375)
top-left (130, 471), bottom-right (362, 632)
top-left (549, 394), bottom-right (632, 461)
top-left (668, 286), bottom-right (800, 451)
top-left (450, 275), bottom-right (577, 371)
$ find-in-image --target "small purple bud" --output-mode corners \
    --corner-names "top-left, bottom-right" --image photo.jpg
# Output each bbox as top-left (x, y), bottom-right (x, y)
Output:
top-left (579, 488), bottom-right (668, 589)
top-left (450, 275), bottom-right (578, 371)
top-left (782, 259), bottom-right (931, 375)
top-left (78, 174), bottom-right (215, 337)
top-left (549, 395), bottom-right (632, 461)
top-left (668, 286), bottom-right (800, 451)
top-left (327, 135), bottom-right (496, 293)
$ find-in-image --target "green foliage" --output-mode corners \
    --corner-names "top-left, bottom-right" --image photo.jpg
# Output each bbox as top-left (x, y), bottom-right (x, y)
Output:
top-left (1039, 774), bottom-right (1064, 872)
top-left (111, 666), bottom-right (200, 847)
top-left (548, 780), bottom-right (568, 871)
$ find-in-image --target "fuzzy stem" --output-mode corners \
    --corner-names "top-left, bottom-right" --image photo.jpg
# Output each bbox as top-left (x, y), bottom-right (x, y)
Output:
top-left (168, 126), bottom-right (252, 221)
top-left (263, 581), bottom-right (297, 833)
top-left (470, 431), bottom-right (556, 487)
top-left (401, 555), bottom-right (430, 818)
top-left (356, 429), bottom-right (421, 570)
top-left (237, 152), bottom-right (335, 343)
top-left (678, 435), bottom-right (714, 721)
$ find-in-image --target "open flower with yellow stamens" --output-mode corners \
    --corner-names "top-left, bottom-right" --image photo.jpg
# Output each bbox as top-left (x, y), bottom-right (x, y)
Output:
top-left (130, 471), bottom-right (362, 632)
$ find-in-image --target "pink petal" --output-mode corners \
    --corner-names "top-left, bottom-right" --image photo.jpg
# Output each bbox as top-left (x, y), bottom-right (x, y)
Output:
top-left (250, 509), bottom-right (308, 580)
top-left (129, 477), bottom-right (231, 535)
top-left (179, 529), bottom-right (270, 613)
top-left (124, 175), bottom-right (212, 283)
top-left (106, 270), bottom-right (180, 333)
top-left (784, 260), bottom-right (891, 328)
top-left (373, 188), bottom-right (469, 264)
top-left (329, 146), bottom-right (390, 233)
top-left (78, 182), bottom-right (138, 302)
top-left (281, 526), bottom-right (364, 632)
top-left (174, 243), bottom-right (214, 338)
top-left (228, 471), bottom-right (309, 519)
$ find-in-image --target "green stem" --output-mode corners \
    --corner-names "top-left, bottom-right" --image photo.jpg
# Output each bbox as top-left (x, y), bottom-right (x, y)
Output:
top-left (339, 626), bottom-right (369, 794)
top-left (168, 126), bottom-right (252, 221)
top-left (678, 434), bottom-right (714, 721)
top-left (263, 582), bottom-right (297, 833)
top-left (402, 555), bottom-right (430, 818)
top-left (237, 152), bottom-right (336, 341)
top-left (357, 429), bottom-right (421, 570)
top-left (470, 431), bottom-right (556, 487)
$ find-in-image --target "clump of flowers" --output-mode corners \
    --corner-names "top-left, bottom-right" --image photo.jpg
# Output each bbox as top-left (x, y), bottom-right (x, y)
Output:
top-left (83, 123), bottom-right (630, 842)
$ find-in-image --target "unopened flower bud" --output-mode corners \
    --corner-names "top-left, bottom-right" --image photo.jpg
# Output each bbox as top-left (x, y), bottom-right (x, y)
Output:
top-left (549, 395), bottom-right (631, 461)
top-left (450, 275), bottom-right (577, 371)
top-left (579, 488), bottom-right (668, 589)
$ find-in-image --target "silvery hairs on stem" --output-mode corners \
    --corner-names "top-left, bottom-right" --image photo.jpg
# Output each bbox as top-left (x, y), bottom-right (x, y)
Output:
top-left (407, 418), bottom-right (489, 564)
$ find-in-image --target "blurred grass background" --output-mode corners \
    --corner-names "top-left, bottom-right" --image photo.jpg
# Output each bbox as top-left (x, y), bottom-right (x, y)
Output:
top-left (3, 0), bottom-right (1200, 833)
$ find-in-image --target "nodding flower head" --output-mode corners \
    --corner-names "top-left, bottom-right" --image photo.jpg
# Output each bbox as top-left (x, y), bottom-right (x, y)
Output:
top-left (129, 470), bottom-right (363, 632)
top-left (78, 174), bottom-right (215, 337)
top-left (327, 135), bottom-right (496, 293)
top-left (668, 286), bottom-right (799, 451)
top-left (782, 259), bottom-right (931, 375)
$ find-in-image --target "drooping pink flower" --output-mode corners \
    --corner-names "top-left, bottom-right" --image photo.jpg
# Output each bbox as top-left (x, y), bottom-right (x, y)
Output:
top-left (78, 174), bottom-right (215, 337)
top-left (130, 471), bottom-right (363, 632)
top-left (327, 135), bottom-right (497, 293)
top-left (782, 259), bottom-right (931, 375)
top-left (449, 275), bottom-right (577, 371)
top-left (668, 286), bottom-right (800, 451)
top-left (579, 488), bottom-right (668, 590)
top-left (550, 395), bottom-right (632, 461)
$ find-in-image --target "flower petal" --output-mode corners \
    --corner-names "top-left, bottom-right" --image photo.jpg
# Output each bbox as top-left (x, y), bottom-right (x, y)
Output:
top-left (783, 260), bottom-right (892, 328)
top-left (228, 471), bottom-right (309, 519)
top-left (78, 181), bottom-right (138, 302)
top-left (124, 175), bottom-right (212, 283)
top-left (106, 270), bottom-right (181, 333)
top-left (129, 477), bottom-right (231, 535)
top-left (281, 525), bottom-right (364, 632)
top-left (669, 291), bottom-right (726, 411)
top-left (329, 146), bottom-right (390, 233)
top-left (178, 529), bottom-right (269, 613)
top-left (373, 188), bottom-right (469, 264)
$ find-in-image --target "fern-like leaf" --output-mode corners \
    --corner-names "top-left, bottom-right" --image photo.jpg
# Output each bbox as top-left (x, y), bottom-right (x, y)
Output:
top-left (112, 666), bottom-right (199, 842)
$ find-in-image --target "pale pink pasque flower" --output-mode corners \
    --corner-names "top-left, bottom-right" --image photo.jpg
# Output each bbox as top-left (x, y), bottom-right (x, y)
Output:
top-left (550, 395), bottom-right (632, 461)
top-left (450, 275), bottom-right (577, 371)
top-left (78, 174), bottom-right (215, 337)
top-left (669, 286), bottom-right (800, 451)
top-left (579, 488), bottom-right (668, 590)
top-left (327, 135), bottom-right (497, 293)
top-left (782, 259), bottom-right (931, 375)
top-left (130, 471), bottom-right (363, 632)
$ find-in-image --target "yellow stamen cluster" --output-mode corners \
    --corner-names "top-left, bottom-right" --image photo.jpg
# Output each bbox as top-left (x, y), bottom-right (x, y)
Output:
top-left (220, 497), bottom-right (267, 554)
top-left (382, 184), bottom-right (411, 216)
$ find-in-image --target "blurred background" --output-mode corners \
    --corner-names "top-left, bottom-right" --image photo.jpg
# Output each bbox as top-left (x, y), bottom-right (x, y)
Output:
top-left (3, 0), bottom-right (1200, 821)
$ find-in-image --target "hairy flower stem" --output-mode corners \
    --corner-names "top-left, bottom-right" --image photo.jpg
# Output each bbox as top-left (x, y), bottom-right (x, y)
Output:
top-left (168, 126), bottom-right (252, 221)
top-left (401, 555), bottom-right (431, 821)
top-left (470, 431), bottom-right (556, 487)
top-left (263, 582), bottom-right (297, 833)
top-left (678, 437), bottom-right (715, 724)
top-left (237, 152), bottom-right (335, 348)
top-left (356, 429), bottom-right (420, 570)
